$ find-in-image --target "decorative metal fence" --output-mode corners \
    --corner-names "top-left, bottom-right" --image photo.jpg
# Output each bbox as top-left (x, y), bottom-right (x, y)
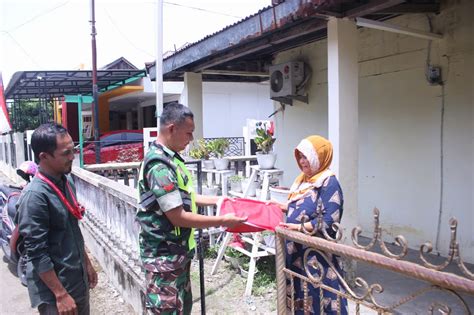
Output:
top-left (274, 208), bottom-right (474, 314)
top-left (204, 137), bottom-right (245, 157)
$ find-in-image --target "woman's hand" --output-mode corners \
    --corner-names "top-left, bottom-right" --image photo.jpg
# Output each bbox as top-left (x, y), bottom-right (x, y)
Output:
top-left (279, 222), bottom-right (301, 231)
top-left (266, 200), bottom-right (288, 213)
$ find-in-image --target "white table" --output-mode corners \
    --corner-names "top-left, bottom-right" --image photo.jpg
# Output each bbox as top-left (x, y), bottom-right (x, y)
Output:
top-left (212, 165), bottom-right (283, 296)
top-left (226, 155), bottom-right (257, 177)
top-left (187, 166), bottom-right (234, 196)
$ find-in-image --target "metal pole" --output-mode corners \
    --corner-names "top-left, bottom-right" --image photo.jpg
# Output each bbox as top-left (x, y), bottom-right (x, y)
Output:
top-left (196, 160), bottom-right (206, 315)
top-left (90, 0), bottom-right (101, 163)
top-left (155, 0), bottom-right (163, 129)
top-left (78, 95), bottom-right (84, 168)
top-left (275, 230), bottom-right (287, 314)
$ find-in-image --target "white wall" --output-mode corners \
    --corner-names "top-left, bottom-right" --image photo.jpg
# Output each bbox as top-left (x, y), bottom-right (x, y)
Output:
top-left (163, 81), bottom-right (274, 139)
top-left (202, 82), bottom-right (274, 138)
top-left (273, 39), bottom-right (329, 186)
top-left (272, 0), bottom-right (473, 262)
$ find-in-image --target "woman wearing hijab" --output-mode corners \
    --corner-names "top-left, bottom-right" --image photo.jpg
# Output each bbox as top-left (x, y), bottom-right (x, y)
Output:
top-left (276, 135), bottom-right (348, 314)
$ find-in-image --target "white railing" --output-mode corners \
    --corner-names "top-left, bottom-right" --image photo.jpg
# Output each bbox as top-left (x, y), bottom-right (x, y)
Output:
top-left (0, 131), bottom-right (27, 183)
top-left (72, 166), bottom-right (144, 314)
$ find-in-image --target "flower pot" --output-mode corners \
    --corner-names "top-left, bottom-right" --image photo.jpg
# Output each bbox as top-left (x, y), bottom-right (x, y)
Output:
top-left (269, 186), bottom-right (290, 203)
top-left (202, 185), bottom-right (219, 196)
top-left (256, 152), bottom-right (277, 170)
top-left (230, 181), bottom-right (242, 193)
top-left (263, 234), bottom-right (276, 248)
top-left (202, 159), bottom-right (214, 169)
top-left (214, 158), bottom-right (229, 170)
top-left (241, 179), bottom-right (259, 197)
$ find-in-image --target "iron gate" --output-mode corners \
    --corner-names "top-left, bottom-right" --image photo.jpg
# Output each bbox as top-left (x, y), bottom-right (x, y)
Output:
top-left (275, 208), bottom-right (474, 314)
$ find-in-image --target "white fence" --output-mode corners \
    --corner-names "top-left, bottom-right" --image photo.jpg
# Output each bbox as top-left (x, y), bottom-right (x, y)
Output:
top-left (0, 132), bottom-right (27, 184)
top-left (0, 132), bottom-right (146, 313)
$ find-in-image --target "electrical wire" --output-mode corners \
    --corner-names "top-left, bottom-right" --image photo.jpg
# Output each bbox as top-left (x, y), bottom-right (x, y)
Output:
top-left (163, 1), bottom-right (242, 19)
top-left (133, 1), bottom-right (243, 19)
top-left (102, 8), bottom-right (155, 58)
top-left (5, 1), bottom-right (71, 33)
top-left (1, 31), bottom-right (42, 68)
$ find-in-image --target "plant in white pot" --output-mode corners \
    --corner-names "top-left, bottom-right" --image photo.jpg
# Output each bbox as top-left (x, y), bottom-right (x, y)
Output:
top-left (202, 185), bottom-right (219, 196)
top-left (228, 175), bottom-right (243, 193)
top-left (189, 139), bottom-right (214, 169)
top-left (208, 138), bottom-right (230, 170)
top-left (254, 121), bottom-right (277, 169)
top-left (241, 178), bottom-right (259, 197)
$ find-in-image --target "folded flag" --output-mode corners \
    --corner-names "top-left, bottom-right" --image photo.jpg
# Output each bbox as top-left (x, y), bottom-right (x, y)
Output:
top-left (219, 198), bottom-right (283, 233)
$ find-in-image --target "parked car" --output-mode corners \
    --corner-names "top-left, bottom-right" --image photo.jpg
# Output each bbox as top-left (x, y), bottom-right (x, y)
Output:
top-left (83, 130), bottom-right (144, 164)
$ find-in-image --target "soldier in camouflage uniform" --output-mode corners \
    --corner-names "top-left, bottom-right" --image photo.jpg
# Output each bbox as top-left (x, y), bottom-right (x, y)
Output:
top-left (136, 103), bottom-right (246, 315)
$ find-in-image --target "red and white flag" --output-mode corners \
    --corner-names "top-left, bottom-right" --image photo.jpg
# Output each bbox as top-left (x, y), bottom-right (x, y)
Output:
top-left (0, 73), bottom-right (12, 133)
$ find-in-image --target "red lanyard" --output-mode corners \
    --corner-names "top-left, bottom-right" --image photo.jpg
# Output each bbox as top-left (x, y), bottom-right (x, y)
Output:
top-left (36, 172), bottom-right (85, 220)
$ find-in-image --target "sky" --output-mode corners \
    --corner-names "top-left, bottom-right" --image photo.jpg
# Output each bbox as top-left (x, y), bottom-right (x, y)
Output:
top-left (0, 0), bottom-right (270, 87)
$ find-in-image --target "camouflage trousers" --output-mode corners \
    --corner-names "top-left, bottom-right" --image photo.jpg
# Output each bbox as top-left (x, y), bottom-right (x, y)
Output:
top-left (144, 260), bottom-right (192, 315)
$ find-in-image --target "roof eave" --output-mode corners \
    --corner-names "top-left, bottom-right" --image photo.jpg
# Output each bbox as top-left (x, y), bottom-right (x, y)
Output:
top-left (148, 0), bottom-right (440, 82)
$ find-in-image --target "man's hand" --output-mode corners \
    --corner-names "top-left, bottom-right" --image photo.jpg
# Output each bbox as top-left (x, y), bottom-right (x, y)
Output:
top-left (55, 291), bottom-right (78, 315)
top-left (220, 213), bottom-right (247, 228)
top-left (38, 269), bottom-right (78, 315)
top-left (86, 261), bottom-right (98, 289)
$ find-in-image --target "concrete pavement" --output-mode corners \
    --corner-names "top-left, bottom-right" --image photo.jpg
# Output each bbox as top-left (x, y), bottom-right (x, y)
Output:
top-left (0, 173), bottom-right (36, 314)
top-left (0, 256), bottom-right (36, 314)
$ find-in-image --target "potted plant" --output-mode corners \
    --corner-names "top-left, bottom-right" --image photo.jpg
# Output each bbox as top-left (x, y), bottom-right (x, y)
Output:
top-left (208, 138), bottom-right (230, 170)
top-left (202, 185), bottom-right (219, 196)
top-left (269, 186), bottom-right (290, 203)
top-left (254, 121), bottom-right (277, 169)
top-left (228, 174), bottom-right (243, 193)
top-left (241, 178), bottom-right (259, 197)
top-left (189, 139), bottom-right (214, 169)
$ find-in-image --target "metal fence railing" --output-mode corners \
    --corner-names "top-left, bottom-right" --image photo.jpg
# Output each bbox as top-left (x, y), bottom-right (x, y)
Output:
top-left (274, 208), bottom-right (474, 314)
top-left (203, 137), bottom-right (245, 157)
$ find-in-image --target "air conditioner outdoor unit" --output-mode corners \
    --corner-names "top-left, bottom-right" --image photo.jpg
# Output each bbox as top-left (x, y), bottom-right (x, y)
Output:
top-left (269, 61), bottom-right (308, 105)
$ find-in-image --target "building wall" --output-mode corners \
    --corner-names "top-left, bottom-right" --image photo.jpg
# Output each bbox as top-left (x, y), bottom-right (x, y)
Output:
top-left (273, 0), bottom-right (473, 261)
top-left (62, 102), bottom-right (79, 142)
top-left (202, 82), bottom-right (274, 138)
top-left (98, 86), bottom-right (144, 133)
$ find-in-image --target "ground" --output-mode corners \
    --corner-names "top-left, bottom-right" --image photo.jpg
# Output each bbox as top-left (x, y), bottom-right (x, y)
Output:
top-left (0, 172), bottom-right (277, 314)
top-left (89, 255), bottom-right (136, 314)
top-left (90, 250), bottom-right (278, 314)
top-left (1, 248), bottom-right (278, 315)
top-left (189, 256), bottom-right (277, 314)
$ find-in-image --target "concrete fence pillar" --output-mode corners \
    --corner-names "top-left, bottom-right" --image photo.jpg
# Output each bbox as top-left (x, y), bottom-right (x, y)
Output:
top-left (180, 72), bottom-right (203, 139)
top-left (14, 132), bottom-right (25, 167)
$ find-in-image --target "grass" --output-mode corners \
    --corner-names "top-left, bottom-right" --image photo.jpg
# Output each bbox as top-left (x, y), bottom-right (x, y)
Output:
top-left (223, 247), bottom-right (276, 296)
top-left (200, 239), bottom-right (277, 296)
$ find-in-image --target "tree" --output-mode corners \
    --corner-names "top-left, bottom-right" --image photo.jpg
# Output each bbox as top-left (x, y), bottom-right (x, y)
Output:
top-left (9, 99), bottom-right (54, 132)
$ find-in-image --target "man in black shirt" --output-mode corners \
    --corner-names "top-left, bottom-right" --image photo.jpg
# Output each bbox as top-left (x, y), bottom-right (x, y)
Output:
top-left (17, 123), bottom-right (97, 315)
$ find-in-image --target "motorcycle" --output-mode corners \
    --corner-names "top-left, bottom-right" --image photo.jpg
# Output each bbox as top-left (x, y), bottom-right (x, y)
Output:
top-left (0, 161), bottom-right (37, 286)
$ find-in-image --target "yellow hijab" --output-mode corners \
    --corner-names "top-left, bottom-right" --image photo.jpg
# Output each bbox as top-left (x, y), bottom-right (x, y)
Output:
top-left (288, 135), bottom-right (334, 201)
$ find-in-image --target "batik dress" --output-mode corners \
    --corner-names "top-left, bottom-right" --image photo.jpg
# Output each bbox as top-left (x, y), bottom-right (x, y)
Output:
top-left (285, 175), bottom-right (348, 314)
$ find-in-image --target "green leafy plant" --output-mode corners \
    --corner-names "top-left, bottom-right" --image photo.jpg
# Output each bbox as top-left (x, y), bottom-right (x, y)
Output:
top-left (189, 139), bottom-right (211, 160)
top-left (207, 138), bottom-right (229, 158)
top-left (228, 175), bottom-right (243, 183)
top-left (224, 247), bottom-right (276, 296)
top-left (204, 244), bottom-right (219, 259)
top-left (9, 99), bottom-right (54, 132)
top-left (254, 121), bottom-right (275, 154)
